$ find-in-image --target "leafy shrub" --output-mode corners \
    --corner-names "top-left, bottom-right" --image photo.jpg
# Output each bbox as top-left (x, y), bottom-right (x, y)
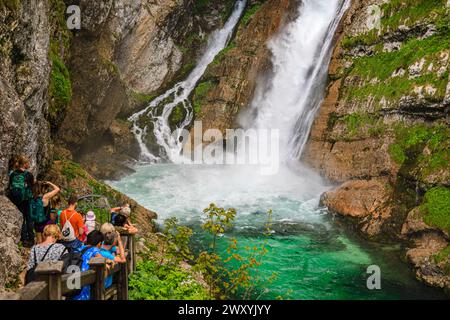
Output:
top-left (129, 260), bottom-right (209, 300)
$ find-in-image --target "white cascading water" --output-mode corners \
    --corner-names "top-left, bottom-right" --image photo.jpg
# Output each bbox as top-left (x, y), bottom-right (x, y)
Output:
top-left (129, 0), bottom-right (246, 163)
top-left (241, 0), bottom-right (350, 161)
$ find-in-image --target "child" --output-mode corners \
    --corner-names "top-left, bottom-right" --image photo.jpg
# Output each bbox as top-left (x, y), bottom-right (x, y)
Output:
top-left (79, 211), bottom-right (89, 243)
top-left (48, 195), bottom-right (62, 226)
top-left (85, 211), bottom-right (96, 235)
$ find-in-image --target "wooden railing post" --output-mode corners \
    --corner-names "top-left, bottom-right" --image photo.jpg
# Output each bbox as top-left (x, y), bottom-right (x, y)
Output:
top-left (117, 261), bottom-right (129, 300)
top-left (35, 261), bottom-right (64, 300)
top-left (89, 257), bottom-right (106, 300)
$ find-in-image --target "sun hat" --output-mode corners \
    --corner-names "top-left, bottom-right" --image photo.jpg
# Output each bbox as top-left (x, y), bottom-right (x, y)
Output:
top-left (120, 206), bottom-right (131, 217)
top-left (86, 210), bottom-right (96, 221)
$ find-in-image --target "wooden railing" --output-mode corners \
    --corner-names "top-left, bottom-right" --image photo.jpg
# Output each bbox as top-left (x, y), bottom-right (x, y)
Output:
top-left (9, 231), bottom-right (136, 300)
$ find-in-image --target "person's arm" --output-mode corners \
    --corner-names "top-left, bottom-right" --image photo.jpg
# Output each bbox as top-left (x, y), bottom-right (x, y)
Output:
top-left (124, 223), bottom-right (138, 235)
top-left (42, 181), bottom-right (60, 205)
top-left (77, 213), bottom-right (85, 239)
top-left (114, 232), bottom-right (126, 263)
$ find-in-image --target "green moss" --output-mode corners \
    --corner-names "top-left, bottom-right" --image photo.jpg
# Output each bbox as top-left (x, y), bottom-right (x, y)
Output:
top-left (102, 57), bottom-right (119, 76)
top-left (0, 0), bottom-right (20, 10)
top-left (420, 187), bottom-right (450, 234)
top-left (381, 0), bottom-right (447, 31)
top-left (48, 52), bottom-right (72, 120)
top-left (61, 161), bottom-right (87, 182)
top-left (388, 143), bottom-right (407, 165)
top-left (348, 34), bottom-right (449, 81)
top-left (388, 124), bottom-right (450, 177)
top-left (130, 91), bottom-right (157, 104)
top-left (192, 81), bottom-right (215, 115)
top-left (212, 40), bottom-right (236, 65)
top-left (341, 0), bottom-right (448, 49)
top-left (241, 4), bottom-right (262, 26)
top-left (169, 103), bottom-right (187, 126)
top-left (339, 112), bottom-right (385, 139)
top-left (434, 246), bottom-right (450, 264)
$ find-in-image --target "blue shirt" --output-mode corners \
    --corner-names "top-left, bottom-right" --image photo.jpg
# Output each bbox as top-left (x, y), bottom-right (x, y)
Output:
top-left (71, 246), bottom-right (100, 300)
top-left (100, 246), bottom-right (117, 288)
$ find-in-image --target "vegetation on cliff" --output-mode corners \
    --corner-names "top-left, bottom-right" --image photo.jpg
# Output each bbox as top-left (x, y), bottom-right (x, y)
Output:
top-left (47, 0), bottom-right (72, 131)
top-left (420, 186), bottom-right (450, 233)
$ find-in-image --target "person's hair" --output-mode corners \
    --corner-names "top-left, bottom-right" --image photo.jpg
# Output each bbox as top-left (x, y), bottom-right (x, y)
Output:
top-left (100, 222), bottom-right (115, 235)
top-left (17, 155), bottom-right (30, 169)
top-left (86, 230), bottom-right (104, 246)
top-left (68, 195), bottom-right (78, 206)
top-left (43, 224), bottom-right (62, 240)
top-left (9, 155), bottom-right (19, 171)
top-left (103, 232), bottom-right (117, 246)
top-left (113, 214), bottom-right (127, 227)
top-left (50, 195), bottom-right (61, 209)
top-left (32, 181), bottom-right (46, 199)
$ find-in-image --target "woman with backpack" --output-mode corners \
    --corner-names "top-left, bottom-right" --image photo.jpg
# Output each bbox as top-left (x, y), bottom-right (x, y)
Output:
top-left (8, 155), bottom-right (35, 247)
top-left (30, 181), bottom-right (61, 244)
top-left (26, 224), bottom-right (66, 284)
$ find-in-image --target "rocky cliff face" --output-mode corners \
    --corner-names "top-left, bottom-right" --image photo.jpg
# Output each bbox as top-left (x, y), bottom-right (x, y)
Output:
top-left (190, 0), bottom-right (298, 134)
top-left (0, 1), bottom-right (55, 290)
top-left (303, 0), bottom-right (449, 292)
top-left (0, 1), bottom-right (52, 191)
top-left (54, 0), bottom-right (235, 179)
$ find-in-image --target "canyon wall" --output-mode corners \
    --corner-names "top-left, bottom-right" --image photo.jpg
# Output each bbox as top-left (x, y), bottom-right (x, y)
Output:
top-left (190, 0), bottom-right (299, 134)
top-left (55, 0), bottom-right (236, 179)
top-left (302, 0), bottom-right (449, 291)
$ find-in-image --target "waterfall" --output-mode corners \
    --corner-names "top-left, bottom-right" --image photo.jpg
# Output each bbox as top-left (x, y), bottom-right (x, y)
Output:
top-left (130, 0), bottom-right (349, 164)
top-left (241, 0), bottom-right (350, 161)
top-left (129, 0), bottom-right (246, 163)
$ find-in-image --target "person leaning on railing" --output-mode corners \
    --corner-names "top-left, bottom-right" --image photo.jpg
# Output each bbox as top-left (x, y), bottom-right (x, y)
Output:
top-left (110, 204), bottom-right (138, 235)
top-left (25, 224), bottom-right (66, 284)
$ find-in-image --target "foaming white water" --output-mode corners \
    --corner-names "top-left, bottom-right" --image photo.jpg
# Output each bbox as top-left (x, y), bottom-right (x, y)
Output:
top-left (240, 0), bottom-right (350, 161)
top-left (129, 0), bottom-right (246, 163)
top-left (110, 162), bottom-right (329, 225)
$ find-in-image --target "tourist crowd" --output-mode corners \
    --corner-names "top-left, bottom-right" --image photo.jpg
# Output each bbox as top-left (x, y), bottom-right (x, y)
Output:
top-left (7, 155), bottom-right (138, 300)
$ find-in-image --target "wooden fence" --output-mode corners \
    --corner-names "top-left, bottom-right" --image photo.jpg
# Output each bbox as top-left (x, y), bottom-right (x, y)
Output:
top-left (7, 231), bottom-right (136, 300)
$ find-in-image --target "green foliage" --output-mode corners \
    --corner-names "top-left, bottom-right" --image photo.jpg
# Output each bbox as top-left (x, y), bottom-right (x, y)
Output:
top-left (159, 217), bottom-right (194, 267)
top-left (420, 187), bottom-right (450, 234)
top-left (341, 0), bottom-right (448, 49)
top-left (192, 81), bottom-right (214, 115)
top-left (129, 204), bottom-right (275, 300)
top-left (348, 34), bottom-right (449, 81)
top-left (434, 246), bottom-right (450, 264)
top-left (48, 52), bottom-right (72, 120)
top-left (0, 0), bottom-right (20, 10)
top-left (130, 90), bottom-right (157, 104)
top-left (194, 204), bottom-right (276, 299)
top-left (381, 0), bottom-right (448, 31)
top-left (169, 103), bottom-right (187, 127)
top-left (387, 124), bottom-right (449, 178)
top-left (241, 4), bottom-right (262, 26)
top-left (129, 260), bottom-right (209, 300)
top-left (212, 41), bottom-right (236, 65)
top-left (61, 160), bottom-right (86, 182)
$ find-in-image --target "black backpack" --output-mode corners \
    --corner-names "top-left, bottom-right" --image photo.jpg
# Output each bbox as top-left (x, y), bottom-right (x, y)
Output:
top-left (60, 246), bottom-right (91, 273)
top-left (60, 246), bottom-right (91, 298)
top-left (25, 244), bottom-right (55, 284)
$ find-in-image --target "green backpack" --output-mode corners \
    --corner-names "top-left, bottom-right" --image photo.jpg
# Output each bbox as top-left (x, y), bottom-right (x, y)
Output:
top-left (30, 197), bottom-right (47, 224)
top-left (10, 171), bottom-right (31, 201)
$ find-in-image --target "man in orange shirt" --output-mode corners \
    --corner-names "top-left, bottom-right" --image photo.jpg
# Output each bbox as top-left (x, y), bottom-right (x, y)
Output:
top-left (60, 195), bottom-right (86, 250)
